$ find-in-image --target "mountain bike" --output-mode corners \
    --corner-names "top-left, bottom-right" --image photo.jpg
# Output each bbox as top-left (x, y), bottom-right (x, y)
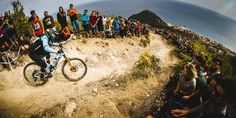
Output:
top-left (23, 45), bottom-right (87, 86)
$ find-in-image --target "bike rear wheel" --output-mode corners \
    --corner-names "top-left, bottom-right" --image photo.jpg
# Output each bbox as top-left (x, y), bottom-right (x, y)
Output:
top-left (62, 58), bottom-right (87, 81)
top-left (23, 62), bottom-right (48, 86)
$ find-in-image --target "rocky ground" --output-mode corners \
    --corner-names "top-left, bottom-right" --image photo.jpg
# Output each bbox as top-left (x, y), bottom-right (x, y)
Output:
top-left (0, 33), bottom-right (177, 118)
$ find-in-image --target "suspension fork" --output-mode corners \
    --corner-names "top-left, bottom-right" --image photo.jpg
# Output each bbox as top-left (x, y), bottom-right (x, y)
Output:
top-left (63, 54), bottom-right (73, 67)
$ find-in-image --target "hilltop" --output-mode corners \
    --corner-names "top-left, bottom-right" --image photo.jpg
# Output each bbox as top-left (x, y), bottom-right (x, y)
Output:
top-left (129, 10), bottom-right (167, 29)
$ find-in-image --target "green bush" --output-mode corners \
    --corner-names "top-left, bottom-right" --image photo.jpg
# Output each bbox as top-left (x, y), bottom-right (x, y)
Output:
top-left (135, 51), bottom-right (160, 75)
top-left (11, 0), bottom-right (30, 37)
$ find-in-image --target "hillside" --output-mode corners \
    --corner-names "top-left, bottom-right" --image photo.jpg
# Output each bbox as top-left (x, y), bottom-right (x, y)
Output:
top-left (129, 10), bottom-right (167, 29)
top-left (0, 33), bottom-right (178, 117)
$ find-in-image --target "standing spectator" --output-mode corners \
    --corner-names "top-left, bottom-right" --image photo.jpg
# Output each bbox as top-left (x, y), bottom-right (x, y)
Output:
top-left (130, 20), bottom-right (136, 36)
top-left (2, 11), bottom-right (12, 33)
top-left (113, 17), bottom-right (120, 37)
top-left (81, 9), bottom-right (90, 38)
top-left (0, 16), bottom-right (4, 27)
top-left (29, 11), bottom-right (45, 38)
top-left (103, 15), bottom-right (108, 30)
top-left (28, 10), bottom-right (38, 24)
top-left (136, 21), bottom-right (142, 37)
top-left (89, 11), bottom-right (98, 35)
top-left (3, 12), bottom-right (18, 48)
top-left (107, 16), bottom-right (114, 31)
top-left (120, 19), bottom-right (127, 38)
top-left (67, 4), bottom-right (80, 33)
top-left (57, 6), bottom-right (68, 29)
top-left (43, 11), bottom-right (55, 31)
top-left (96, 11), bottom-right (105, 38)
top-left (0, 28), bottom-right (5, 47)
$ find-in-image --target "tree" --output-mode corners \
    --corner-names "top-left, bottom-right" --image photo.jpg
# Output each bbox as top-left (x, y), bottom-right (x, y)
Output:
top-left (11, 0), bottom-right (30, 37)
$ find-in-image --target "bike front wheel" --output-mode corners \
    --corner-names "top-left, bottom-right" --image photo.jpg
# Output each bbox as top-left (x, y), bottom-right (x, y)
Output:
top-left (23, 62), bottom-right (48, 86)
top-left (62, 58), bottom-right (87, 81)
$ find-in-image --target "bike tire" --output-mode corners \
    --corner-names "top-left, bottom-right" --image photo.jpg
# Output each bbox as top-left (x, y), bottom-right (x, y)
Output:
top-left (62, 58), bottom-right (87, 81)
top-left (23, 62), bottom-right (48, 86)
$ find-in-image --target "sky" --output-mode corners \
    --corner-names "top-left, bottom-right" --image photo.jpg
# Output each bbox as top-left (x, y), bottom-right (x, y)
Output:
top-left (176, 0), bottom-right (236, 21)
top-left (0, 0), bottom-right (236, 21)
top-left (0, 0), bottom-right (104, 17)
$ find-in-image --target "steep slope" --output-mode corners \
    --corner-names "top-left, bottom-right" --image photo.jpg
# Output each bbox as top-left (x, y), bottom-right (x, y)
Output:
top-left (0, 33), bottom-right (177, 117)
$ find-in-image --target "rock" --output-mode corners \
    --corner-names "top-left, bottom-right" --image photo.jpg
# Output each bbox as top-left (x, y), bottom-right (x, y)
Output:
top-left (93, 88), bottom-right (98, 93)
top-left (97, 51), bottom-right (103, 56)
top-left (76, 47), bottom-right (81, 51)
top-left (92, 92), bottom-right (96, 96)
top-left (128, 101), bottom-right (133, 106)
top-left (115, 83), bottom-right (119, 87)
top-left (72, 36), bottom-right (77, 40)
top-left (65, 102), bottom-right (77, 117)
top-left (92, 88), bottom-right (98, 96)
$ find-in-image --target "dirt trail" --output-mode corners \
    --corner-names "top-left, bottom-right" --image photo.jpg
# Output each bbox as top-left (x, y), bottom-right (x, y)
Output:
top-left (0, 33), bottom-right (177, 117)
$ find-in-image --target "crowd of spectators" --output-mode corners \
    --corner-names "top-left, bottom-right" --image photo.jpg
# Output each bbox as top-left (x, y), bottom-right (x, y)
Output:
top-left (0, 4), bottom-right (149, 70)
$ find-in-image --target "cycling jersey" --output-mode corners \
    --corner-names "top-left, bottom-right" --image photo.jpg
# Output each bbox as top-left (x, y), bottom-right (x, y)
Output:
top-left (29, 35), bottom-right (58, 55)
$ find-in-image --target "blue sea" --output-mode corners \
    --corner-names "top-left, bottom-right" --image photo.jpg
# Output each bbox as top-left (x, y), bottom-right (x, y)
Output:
top-left (75, 0), bottom-right (236, 51)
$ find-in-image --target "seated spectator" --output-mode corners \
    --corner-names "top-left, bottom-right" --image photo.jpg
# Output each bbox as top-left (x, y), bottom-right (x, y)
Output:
top-left (171, 79), bottom-right (236, 118)
top-left (17, 36), bottom-right (30, 53)
top-left (105, 25), bottom-right (114, 38)
top-left (59, 26), bottom-right (71, 41)
top-left (57, 6), bottom-right (68, 29)
top-left (174, 64), bottom-right (197, 97)
top-left (0, 43), bottom-right (13, 70)
top-left (207, 57), bottom-right (222, 83)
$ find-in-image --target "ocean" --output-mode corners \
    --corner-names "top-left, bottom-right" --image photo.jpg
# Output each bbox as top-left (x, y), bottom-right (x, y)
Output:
top-left (76, 0), bottom-right (236, 51)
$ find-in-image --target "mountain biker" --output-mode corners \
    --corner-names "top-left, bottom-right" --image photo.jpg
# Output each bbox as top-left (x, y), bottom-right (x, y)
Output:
top-left (28, 11), bottom-right (61, 78)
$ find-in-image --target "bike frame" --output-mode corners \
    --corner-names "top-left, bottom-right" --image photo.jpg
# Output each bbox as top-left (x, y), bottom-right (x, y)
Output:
top-left (49, 46), bottom-right (74, 75)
